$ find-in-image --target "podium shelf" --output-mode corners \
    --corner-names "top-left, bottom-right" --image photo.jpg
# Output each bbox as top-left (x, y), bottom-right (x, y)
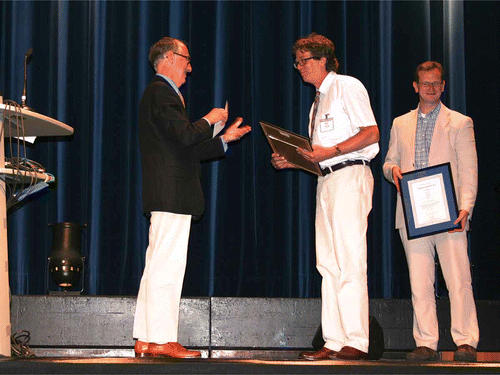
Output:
top-left (1, 104), bottom-right (74, 137)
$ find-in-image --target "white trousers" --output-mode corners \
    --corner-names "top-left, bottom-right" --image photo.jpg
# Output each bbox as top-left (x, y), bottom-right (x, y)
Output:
top-left (315, 165), bottom-right (373, 353)
top-left (399, 228), bottom-right (479, 350)
top-left (133, 211), bottom-right (192, 344)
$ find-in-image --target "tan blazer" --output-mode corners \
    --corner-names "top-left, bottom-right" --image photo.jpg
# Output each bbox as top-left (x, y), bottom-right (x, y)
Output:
top-left (383, 103), bottom-right (478, 229)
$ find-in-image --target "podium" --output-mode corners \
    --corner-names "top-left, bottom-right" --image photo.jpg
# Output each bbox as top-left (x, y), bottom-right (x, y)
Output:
top-left (0, 98), bottom-right (74, 356)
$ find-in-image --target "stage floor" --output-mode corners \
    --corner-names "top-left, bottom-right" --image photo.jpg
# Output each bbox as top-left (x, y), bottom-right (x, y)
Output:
top-left (1, 356), bottom-right (500, 375)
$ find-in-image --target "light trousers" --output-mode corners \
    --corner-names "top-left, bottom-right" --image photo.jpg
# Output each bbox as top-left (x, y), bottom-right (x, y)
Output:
top-left (399, 228), bottom-right (479, 350)
top-left (133, 211), bottom-right (192, 344)
top-left (315, 165), bottom-right (373, 353)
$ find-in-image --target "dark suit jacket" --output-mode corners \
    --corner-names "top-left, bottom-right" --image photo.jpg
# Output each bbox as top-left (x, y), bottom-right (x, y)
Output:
top-left (138, 75), bottom-right (225, 217)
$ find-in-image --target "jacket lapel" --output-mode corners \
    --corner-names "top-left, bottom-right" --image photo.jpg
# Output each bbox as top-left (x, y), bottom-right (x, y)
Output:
top-left (407, 109), bottom-right (418, 169)
top-left (428, 103), bottom-right (450, 164)
top-left (153, 75), bottom-right (187, 113)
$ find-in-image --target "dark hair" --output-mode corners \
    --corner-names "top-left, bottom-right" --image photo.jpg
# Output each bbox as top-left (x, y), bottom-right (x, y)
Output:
top-left (148, 37), bottom-right (185, 71)
top-left (292, 32), bottom-right (339, 72)
top-left (414, 61), bottom-right (445, 83)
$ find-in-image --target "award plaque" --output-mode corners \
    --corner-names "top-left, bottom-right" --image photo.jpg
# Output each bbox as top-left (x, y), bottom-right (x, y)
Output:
top-left (400, 163), bottom-right (460, 239)
top-left (260, 121), bottom-right (322, 176)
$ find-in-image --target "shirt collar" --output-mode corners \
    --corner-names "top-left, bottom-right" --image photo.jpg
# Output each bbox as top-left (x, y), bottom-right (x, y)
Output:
top-left (317, 71), bottom-right (336, 95)
top-left (418, 102), bottom-right (441, 119)
top-left (156, 73), bottom-right (181, 96)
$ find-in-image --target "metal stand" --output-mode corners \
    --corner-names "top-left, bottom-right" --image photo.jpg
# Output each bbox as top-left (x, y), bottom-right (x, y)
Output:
top-left (0, 95), bottom-right (12, 356)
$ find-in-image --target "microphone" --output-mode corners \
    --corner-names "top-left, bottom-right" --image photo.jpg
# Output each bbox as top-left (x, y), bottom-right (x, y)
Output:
top-left (21, 48), bottom-right (33, 110)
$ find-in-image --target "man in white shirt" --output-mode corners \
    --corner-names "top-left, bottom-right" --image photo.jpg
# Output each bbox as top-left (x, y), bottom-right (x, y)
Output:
top-left (272, 33), bottom-right (379, 360)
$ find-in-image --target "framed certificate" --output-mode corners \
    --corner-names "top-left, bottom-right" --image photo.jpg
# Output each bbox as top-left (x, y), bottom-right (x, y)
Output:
top-left (260, 121), bottom-right (322, 176)
top-left (400, 163), bottom-right (460, 239)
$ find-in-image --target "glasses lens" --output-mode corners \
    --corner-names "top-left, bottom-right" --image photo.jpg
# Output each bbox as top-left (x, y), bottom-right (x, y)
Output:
top-left (294, 57), bottom-right (312, 69)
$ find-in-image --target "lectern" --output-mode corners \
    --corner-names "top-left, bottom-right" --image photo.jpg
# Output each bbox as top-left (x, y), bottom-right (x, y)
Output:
top-left (0, 97), bottom-right (74, 356)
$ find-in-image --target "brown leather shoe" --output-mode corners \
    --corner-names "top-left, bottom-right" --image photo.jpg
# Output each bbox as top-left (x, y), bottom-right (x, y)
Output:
top-left (406, 346), bottom-right (439, 361)
top-left (330, 346), bottom-right (368, 360)
top-left (454, 345), bottom-right (477, 362)
top-left (298, 346), bottom-right (336, 360)
top-left (148, 342), bottom-right (201, 358)
top-left (134, 340), bottom-right (149, 358)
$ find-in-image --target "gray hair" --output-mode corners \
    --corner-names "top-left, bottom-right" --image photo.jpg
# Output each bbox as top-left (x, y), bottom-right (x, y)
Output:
top-left (148, 37), bottom-right (183, 71)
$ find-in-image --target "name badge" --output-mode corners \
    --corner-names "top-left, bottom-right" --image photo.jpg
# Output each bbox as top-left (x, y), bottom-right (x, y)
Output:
top-left (320, 114), bottom-right (334, 132)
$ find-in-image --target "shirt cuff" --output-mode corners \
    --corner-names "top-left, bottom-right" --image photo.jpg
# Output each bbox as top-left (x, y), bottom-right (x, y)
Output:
top-left (220, 137), bottom-right (228, 152)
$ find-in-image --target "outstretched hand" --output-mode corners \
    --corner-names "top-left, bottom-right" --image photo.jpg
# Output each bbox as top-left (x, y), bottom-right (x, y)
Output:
top-left (221, 117), bottom-right (251, 143)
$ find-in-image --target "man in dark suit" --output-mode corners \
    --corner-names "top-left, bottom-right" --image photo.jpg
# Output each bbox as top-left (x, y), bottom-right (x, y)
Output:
top-left (133, 37), bottom-right (251, 359)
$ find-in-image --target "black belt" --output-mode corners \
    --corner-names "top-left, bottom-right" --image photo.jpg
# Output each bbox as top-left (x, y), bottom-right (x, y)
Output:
top-left (321, 160), bottom-right (370, 176)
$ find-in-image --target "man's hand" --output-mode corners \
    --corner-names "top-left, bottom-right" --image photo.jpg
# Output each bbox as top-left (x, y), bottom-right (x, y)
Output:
top-left (205, 108), bottom-right (228, 125)
top-left (392, 166), bottom-right (403, 193)
top-left (271, 153), bottom-right (295, 170)
top-left (449, 210), bottom-right (469, 233)
top-left (297, 145), bottom-right (337, 163)
top-left (221, 117), bottom-right (251, 143)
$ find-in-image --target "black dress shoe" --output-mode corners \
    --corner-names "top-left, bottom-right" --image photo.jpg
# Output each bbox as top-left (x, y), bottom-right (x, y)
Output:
top-left (454, 345), bottom-right (477, 362)
top-left (330, 346), bottom-right (368, 360)
top-left (299, 346), bottom-right (336, 360)
top-left (406, 346), bottom-right (439, 361)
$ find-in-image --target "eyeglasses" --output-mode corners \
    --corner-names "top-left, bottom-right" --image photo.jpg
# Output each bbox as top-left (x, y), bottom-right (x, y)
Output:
top-left (293, 56), bottom-right (317, 69)
top-left (418, 81), bottom-right (443, 88)
top-left (173, 52), bottom-right (191, 62)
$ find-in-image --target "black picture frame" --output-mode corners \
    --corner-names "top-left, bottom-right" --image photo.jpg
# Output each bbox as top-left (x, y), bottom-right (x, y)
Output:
top-left (400, 163), bottom-right (460, 239)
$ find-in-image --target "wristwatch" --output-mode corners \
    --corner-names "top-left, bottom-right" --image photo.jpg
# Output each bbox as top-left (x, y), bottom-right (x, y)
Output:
top-left (334, 145), bottom-right (342, 156)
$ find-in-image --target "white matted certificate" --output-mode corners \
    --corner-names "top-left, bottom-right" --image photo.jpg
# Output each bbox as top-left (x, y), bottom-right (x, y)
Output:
top-left (213, 101), bottom-right (228, 137)
top-left (400, 163), bottom-right (459, 239)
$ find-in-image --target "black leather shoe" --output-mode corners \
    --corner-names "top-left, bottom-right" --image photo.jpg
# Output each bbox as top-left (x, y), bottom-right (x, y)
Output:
top-left (330, 346), bottom-right (368, 360)
top-left (299, 346), bottom-right (336, 360)
top-left (454, 345), bottom-right (477, 362)
top-left (406, 346), bottom-right (439, 361)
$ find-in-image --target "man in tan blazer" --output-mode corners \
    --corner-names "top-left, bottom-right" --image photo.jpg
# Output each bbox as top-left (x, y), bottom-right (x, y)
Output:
top-left (383, 61), bottom-right (479, 362)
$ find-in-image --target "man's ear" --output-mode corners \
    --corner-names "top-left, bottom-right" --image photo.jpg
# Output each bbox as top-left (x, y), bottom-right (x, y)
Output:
top-left (162, 51), bottom-right (175, 66)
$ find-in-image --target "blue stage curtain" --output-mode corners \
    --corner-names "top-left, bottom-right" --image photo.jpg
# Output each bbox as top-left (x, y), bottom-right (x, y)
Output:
top-left (0, 1), bottom-right (499, 299)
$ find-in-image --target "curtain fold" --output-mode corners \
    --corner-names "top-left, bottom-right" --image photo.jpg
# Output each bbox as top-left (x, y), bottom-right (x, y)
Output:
top-left (0, 0), bottom-right (498, 300)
